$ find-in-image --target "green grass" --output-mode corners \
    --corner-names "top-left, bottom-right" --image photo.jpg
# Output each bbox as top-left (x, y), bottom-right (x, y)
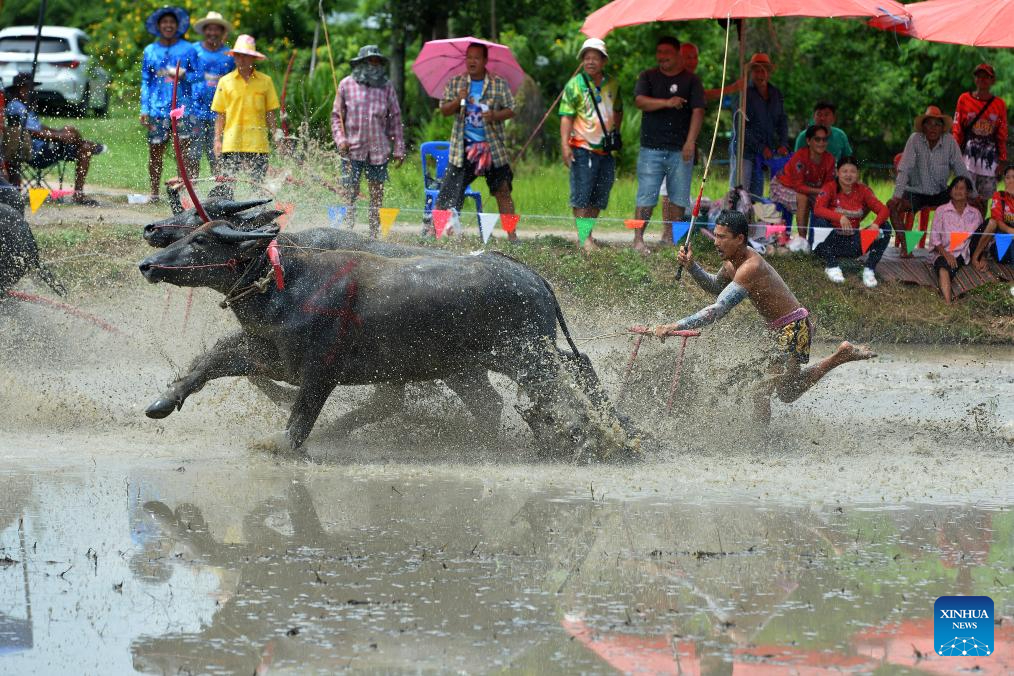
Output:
top-left (41, 102), bottom-right (901, 230)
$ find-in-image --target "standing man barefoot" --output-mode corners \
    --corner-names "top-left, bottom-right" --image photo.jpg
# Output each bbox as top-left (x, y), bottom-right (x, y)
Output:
top-left (650, 210), bottom-right (875, 421)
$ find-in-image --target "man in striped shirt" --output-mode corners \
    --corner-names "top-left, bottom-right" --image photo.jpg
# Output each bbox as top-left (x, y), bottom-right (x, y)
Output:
top-left (332, 45), bottom-right (406, 237)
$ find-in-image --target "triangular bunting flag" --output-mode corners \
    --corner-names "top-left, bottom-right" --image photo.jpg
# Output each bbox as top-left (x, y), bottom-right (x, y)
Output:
top-left (500, 213), bottom-right (520, 234)
top-left (575, 217), bottom-right (595, 246)
top-left (379, 207), bottom-right (399, 238)
top-left (670, 221), bottom-right (691, 243)
top-left (811, 227), bottom-right (833, 248)
top-left (949, 231), bottom-right (971, 251)
top-left (995, 232), bottom-right (1012, 260)
top-left (624, 219), bottom-right (646, 230)
top-left (478, 212), bottom-right (499, 243)
top-left (181, 195), bottom-right (194, 210)
top-left (29, 187), bottom-right (50, 214)
top-left (277, 202), bottom-right (295, 230)
top-left (49, 188), bottom-right (74, 200)
top-left (327, 205), bottom-right (347, 227)
top-left (765, 223), bottom-right (787, 238)
top-left (903, 229), bottom-right (924, 254)
top-left (859, 226), bottom-right (880, 254)
top-left (432, 209), bottom-right (452, 239)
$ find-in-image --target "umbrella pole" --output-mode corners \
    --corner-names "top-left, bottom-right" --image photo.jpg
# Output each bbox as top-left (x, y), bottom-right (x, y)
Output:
top-left (736, 20), bottom-right (747, 188)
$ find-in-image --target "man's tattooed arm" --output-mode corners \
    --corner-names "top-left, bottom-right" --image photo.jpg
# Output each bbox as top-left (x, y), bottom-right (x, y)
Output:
top-left (689, 261), bottom-right (731, 296)
top-left (673, 281), bottom-right (749, 330)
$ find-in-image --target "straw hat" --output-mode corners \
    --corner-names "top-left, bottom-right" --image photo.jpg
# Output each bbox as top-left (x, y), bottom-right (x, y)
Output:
top-left (578, 37), bottom-right (608, 60)
top-left (193, 11), bottom-right (232, 35)
top-left (145, 6), bottom-right (190, 38)
top-left (914, 105), bottom-right (953, 132)
top-left (228, 34), bottom-right (265, 60)
top-left (748, 53), bottom-right (775, 71)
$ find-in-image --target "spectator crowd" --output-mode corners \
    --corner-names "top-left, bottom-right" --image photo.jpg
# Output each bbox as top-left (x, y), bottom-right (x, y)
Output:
top-left (2, 9), bottom-right (1012, 303)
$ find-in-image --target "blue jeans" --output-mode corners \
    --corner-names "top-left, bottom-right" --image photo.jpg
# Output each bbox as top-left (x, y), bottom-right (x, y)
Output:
top-left (727, 141), bottom-right (764, 196)
top-left (187, 117), bottom-right (218, 174)
top-left (636, 147), bottom-right (693, 209)
top-left (569, 147), bottom-right (615, 210)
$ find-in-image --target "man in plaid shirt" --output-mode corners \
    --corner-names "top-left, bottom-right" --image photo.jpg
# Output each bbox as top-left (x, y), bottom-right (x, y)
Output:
top-left (433, 43), bottom-right (518, 240)
top-left (332, 45), bottom-right (406, 237)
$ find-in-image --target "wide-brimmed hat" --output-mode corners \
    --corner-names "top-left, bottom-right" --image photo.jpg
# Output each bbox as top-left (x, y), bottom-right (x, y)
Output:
top-left (145, 6), bottom-right (190, 38)
top-left (578, 37), bottom-right (608, 60)
top-left (350, 45), bottom-right (387, 66)
top-left (228, 34), bottom-right (265, 60)
top-left (193, 11), bottom-right (232, 35)
top-left (748, 53), bottom-right (775, 71)
top-left (973, 62), bottom-right (995, 78)
top-left (914, 105), bottom-right (953, 131)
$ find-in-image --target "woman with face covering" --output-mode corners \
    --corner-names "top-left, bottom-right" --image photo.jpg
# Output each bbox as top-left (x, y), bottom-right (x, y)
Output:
top-left (331, 45), bottom-right (406, 237)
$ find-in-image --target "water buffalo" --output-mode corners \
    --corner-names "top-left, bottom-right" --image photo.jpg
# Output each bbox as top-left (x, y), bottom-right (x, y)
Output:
top-left (0, 202), bottom-right (66, 298)
top-left (138, 222), bottom-right (634, 461)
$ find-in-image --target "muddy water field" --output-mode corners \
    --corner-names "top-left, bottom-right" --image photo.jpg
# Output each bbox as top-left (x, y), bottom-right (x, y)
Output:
top-left (1, 228), bottom-right (1012, 674)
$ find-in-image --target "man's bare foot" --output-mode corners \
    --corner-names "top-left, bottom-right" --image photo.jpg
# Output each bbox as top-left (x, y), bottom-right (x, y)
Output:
top-left (632, 240), bottom-right (650, 255)
top-left (659, 236), bottom-right (675, 247)
top-left (835, 341), bottom-right (876, 363)
top-left (582, 237), bottom-right (601, 252)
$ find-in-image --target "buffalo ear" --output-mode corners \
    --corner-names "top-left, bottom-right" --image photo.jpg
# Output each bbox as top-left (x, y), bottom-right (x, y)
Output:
top-left (207, 198), bottom-right (273, 218)
top-left (238, 239), bottom-right (265, 253)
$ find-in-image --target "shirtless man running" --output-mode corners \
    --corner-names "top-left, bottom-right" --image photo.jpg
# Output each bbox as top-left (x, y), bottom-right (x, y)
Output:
top-left (650, 209), bottom-right (874, 420)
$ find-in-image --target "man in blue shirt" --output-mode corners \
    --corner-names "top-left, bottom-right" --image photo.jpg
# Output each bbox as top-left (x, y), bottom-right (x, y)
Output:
top-left (140, 6), bottom-right (199, 203)
top-left (5, 74), bottom-right (106, 204)
top-left (189, 11), bottom-right (234, 178)
top-left (729, 53), bottom-right (789, 197)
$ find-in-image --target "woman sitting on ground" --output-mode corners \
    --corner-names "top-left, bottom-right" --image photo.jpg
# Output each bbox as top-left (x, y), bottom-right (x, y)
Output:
top-left (970, 163), bottom-right (1014, 270)
top-left (928, 176), bottom-right (982, 303)
top-left (811, 155), bottom-right (891, 288)
top-left (769, 124), bottom-right (836, 246)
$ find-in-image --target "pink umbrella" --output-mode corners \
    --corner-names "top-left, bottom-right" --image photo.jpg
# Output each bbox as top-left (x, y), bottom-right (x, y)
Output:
top-left (412, 37), bottom-right (526, 98)
top-left (870, 0), bottom-right (1014, 48)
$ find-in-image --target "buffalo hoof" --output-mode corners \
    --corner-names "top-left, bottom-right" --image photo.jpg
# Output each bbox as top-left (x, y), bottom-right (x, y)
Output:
top-left (145, 397), bottom-right (182, 419)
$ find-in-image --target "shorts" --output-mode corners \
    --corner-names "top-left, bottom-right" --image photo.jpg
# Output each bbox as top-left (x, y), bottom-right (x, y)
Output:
top-left (906, 189), bottom-right (951, 213)
top-left (569, 147), bottom-right (615, 210)
top-left (933, 254), bottom-right (966, 280)
top-left (30, 139), bottom-right (78, 167)
top-left (341, 158), bottom-right (389, 186)
top-left (147, 116), bottom-right (193, 144)
top-left (220, 152), bottom-right (269, 184)
top-left (770, 317), bottom-right (812, 365)
top-left (636, 147), bottom-right (693, 209)
top-left (435, 160), bottom-right (513, 211)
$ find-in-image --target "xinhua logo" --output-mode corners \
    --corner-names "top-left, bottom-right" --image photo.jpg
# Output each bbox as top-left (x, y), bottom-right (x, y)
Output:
top-left (934, 596), bottom-right (994, 657)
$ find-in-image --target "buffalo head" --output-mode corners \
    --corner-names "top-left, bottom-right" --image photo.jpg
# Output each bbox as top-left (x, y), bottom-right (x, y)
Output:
top-left (139, 221), bottom-right (279, 289)
top-left (142, 199), bottom-right (280, 247)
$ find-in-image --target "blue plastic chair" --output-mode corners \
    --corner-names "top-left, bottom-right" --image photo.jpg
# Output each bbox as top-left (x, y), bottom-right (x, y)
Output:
top-left (420, 141), bottom-right (482, 231)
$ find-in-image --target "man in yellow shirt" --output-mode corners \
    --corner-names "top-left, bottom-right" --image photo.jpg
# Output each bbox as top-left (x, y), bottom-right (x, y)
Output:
top-left (211, 34), bottom-right (279, 196)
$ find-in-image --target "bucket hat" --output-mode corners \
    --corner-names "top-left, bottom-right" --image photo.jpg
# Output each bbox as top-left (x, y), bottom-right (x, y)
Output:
top-left (228, 34), bottom-right (266, 60)
top-left (193, 11), bottom-right (232, 35)
top-left (350, 45), bottom-right (388, 66)
top-left (145, 6), bottom-right (190, 38)
top-left (578, 37), bottom-right (608, 60)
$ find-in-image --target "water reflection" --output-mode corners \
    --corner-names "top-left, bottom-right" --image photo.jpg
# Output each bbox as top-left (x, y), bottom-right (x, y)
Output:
top-left (0, 465), bottom-right (1010, 674)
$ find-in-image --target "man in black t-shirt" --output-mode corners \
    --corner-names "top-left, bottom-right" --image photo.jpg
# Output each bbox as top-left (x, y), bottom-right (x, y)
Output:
top-left (631, 36), bottom-right (705, 253)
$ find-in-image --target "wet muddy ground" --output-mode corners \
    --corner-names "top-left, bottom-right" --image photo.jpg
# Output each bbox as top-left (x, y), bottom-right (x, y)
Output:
top-left (1, 274), bottom-right (1012, 674)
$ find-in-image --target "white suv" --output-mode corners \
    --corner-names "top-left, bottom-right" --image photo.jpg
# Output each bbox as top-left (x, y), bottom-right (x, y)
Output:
top-left (0, 26), bottom-right (110, 117)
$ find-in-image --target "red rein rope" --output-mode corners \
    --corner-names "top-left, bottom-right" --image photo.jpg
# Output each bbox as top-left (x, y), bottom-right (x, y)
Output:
top-left (6, 290), bottom-right (125, 335)
top-left (170, 60), bottom-right (210, 223)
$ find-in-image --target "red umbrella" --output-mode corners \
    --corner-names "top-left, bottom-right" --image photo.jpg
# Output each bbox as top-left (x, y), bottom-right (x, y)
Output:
top-left (870, 0), bottom-right (1014, 48)
top-left (581, 0), bottom-right (911, 38)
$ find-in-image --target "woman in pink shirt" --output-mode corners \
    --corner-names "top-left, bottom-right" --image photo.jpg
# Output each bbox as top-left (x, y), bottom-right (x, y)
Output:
top-left (928, 176), bottom-right (982, 303)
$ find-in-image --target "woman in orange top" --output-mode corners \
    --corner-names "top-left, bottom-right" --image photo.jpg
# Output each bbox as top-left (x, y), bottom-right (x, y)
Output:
top-left (770, 124), bottom-right (836, 242)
